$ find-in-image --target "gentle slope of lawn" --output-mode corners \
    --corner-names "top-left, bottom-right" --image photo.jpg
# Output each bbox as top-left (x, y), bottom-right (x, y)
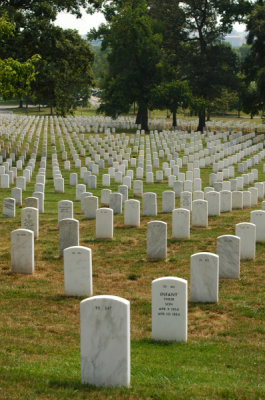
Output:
top-left (0, 115), bottom-right (264, 399)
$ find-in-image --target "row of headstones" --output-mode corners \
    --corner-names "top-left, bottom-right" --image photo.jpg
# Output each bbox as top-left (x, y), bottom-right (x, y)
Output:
top-left (55, 133), bottom-right (265, 205)
top-left (2, 123), bottom-right (47, 223)
top-left (0, 117), bottom-right (47, 187)
top-left (3, 173), bottom-right (264, 244)
top-left (1, 149), bottom-right (46, 200)
top-left (0, 115), bottom-right (39, 166)
top-left (64, 163), bottom-right (260, 198)
top-left (6, 186), bottom-right (265, 249)
top-left (63, 156), bottom-right (259, 190)
top-left (2, 155), bottom-right (47, 217)
top-left (1, 116), bottom-right (260, 196)
top-left (65, 125), bottom-right (254, 162)
top-left (51, 120), bottom-right (261, 180)
top-left (51, 113), bottom-right (261, 133)
top-left (56, 129), bottom-right (264, 185)
top-left (57, 132), bottom-right (261, 181)
top-left (7, 233), bottom-right (236, 387)
top-left (59, 184), bottom-right (260, 220)
top-left (80, 278), bottom-right (187, 387)
top-left (146, 218), bottom-right (259, 263)
top-left (10, 208), bottom-right (260, 311)
top-left (0, 114), bottom-right (260, 162)
top-left (79, 220), bottom-right (259, 389)
top-left (42, 119), bottom-right (264, 211)
top-left (56, 200), bottom-right (264, 261)
top-left (1, 119), bottom-right (48, 209)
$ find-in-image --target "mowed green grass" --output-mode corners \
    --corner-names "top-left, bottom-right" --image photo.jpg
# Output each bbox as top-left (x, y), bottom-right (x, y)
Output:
top-left (0, 120), bottom-right (264, 400)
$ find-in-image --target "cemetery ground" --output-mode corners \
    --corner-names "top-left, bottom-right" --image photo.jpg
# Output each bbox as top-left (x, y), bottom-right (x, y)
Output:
top-left (1, 101), bottom-right (264, 126)
top-left (0, 118), bottom-right (265, 399)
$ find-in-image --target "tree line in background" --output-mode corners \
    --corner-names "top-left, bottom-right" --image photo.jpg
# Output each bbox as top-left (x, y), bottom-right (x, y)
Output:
top-left (0, 0), bottom-right (264, 131)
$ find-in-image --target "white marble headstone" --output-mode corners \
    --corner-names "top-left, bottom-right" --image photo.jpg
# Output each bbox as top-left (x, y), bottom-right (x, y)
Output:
top-left (162, 191), bottom-right (175, 213)
top-left (152, 277), bottom-right (187, 342)
top-left (147, 221), bottom-right (167, 260)
top-left (21, 207), bottom-right (39, 238)
top-left (109, 193), bottom-right (123, 214)
top-left (3, 198), bottom-right (15, 218)
top-left (64, 246), bottom-right (92, 297)
top-left (11, 229), bottom-right (34, 274)
top-left (235, 222), bottom-right (256, 260)
top-left (250, 210), bottom-right (265, 242)
top-left (192, 200), bottom-right (208, 227)
top-left (59, 218), bottom-right (79, 257)
top-left (142, 192), bottom-right (157, 216)
top-left (96, 208), bottom-right (113, 239)
top-left (205, 191), bottom-right (220, 216)
top-left (216, 235), bottom-right (240, 278)
top-left (172, 208), bottom-right (190, 239)
top-left (124, 199), bottom-right (140, 227)
top-left (80, 295), bottom-right (130, 387)
top-left (58, 200), bottom-right (73, 222)
top-left (220, 190), bottom-right (232, 213)
top-left (190, 252), bottom-right (219, 303)
top-left (84, 196), bottom-right (98, 219)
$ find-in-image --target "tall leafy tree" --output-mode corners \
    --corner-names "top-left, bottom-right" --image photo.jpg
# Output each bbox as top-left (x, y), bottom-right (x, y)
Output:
top-left (245, 1), bottom-right (265, 112)
top-left (148, 0), bottom-right (252, 131)
top-left (0, 0), bottom-right (104, 61)
top-left (178, 0), bottom-right (252, 131)
top-left (94, 0), bottom-right (162, 130)
top-left (31, 27), bottom-right (94, 115)
top-left (0, 0), bottom-right (102, 111)
top-left (151, 80), bottom-right (191, 127)
top-left (0, 14), bottom-right (39, 99)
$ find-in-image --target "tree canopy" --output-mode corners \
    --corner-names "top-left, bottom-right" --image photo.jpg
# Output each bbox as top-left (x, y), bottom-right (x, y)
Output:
top-left (0, 14), bottom-right (39, 99)
top-left (245, 1), bottom-right (265, 111)
top-left (93, 0), bottom-right (253, 130)
top-left (0, 1), bottom-right (97, 114)
top-left (30, 26), bottom-right (94, 115)
top-left (94, 0), bottom-right (162, 130)
top-left (1, 0), bottom-right (263, 123)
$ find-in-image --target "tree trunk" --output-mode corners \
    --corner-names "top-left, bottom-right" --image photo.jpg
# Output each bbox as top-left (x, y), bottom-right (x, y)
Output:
top-left (19, 100), bottom-right (23, 108)
top-left (136, 105), bottom-right (148, 131)
top-left (197, 108), bottom-right (206, 132)
top-left (50, 105), bottom-right (53, 115)
top-left (39, 104), bottom-right (41, 112)
top-left (172, 109), bottom-right (177, 128)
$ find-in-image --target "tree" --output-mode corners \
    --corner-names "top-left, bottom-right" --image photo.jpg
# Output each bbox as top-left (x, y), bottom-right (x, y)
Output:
top-left (241, 82), bottom-right (260, 119)
top-left (179, 0), bottom-right (253, 131)
top-left (0, 14), bottom-right (39, 100)
top-left (0, 0), bottom-right (104, 62)
top-left (0, 1), bottom-right (102, 110)
top-left (147, 0), bottom-right (252, 131)
top-left (245, 1), bottom-right (265, 111)
top-left (31, 27), bottom-right (94, 115)
top-left (90, 43), bottom-right (109, 88)
top-left (235, 43), bottom-right (251, 63)
top-left (94, 0), bottom-right (162, 130)
top-left (151, 80), bottom-right (191, 127)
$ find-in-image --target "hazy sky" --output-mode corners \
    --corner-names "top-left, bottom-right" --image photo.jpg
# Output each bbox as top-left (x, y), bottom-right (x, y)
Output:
top-left (55, 9), bottom-right (245, 36)
top-left (55, 9), bottom-right (106, 35)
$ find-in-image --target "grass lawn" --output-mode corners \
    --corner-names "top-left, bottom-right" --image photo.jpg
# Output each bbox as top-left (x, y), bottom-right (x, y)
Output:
top-left (0, 114), bottom-right (264, 399)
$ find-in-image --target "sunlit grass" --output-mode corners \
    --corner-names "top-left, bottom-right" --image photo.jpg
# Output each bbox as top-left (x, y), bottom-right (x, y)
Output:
top-left (0, 117), bottom-right (264, 399)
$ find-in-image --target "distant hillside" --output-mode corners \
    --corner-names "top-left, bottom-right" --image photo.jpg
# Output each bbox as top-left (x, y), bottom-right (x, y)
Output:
top-left (87, 31), bottom-right (246, 49)
top-left (225, 30), bottom-right (247, 48)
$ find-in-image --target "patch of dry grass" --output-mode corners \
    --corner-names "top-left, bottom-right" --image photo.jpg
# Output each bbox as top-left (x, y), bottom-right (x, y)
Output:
top-left (0, 121), bottom-right (264, 399)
